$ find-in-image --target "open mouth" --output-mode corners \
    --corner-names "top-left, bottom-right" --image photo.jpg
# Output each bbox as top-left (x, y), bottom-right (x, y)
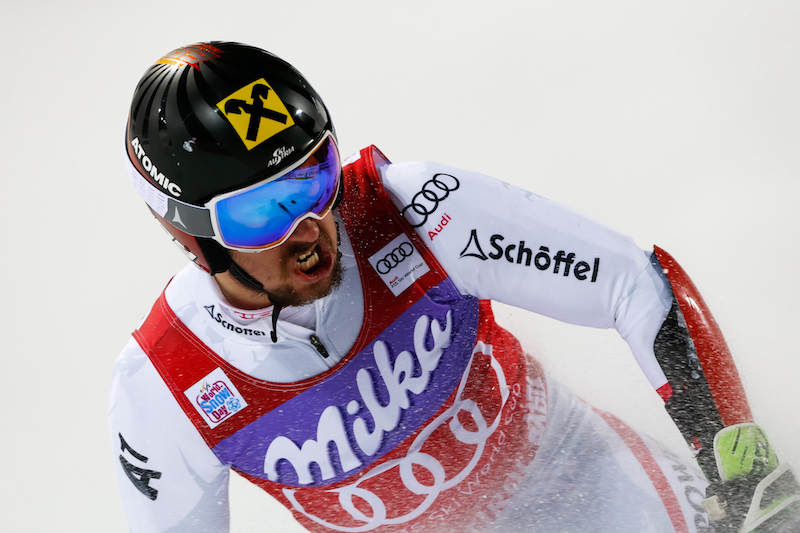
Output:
top-left (295, 243), bottom-right (334, 281)
top-left (297, 247), bottom-right (321, 273)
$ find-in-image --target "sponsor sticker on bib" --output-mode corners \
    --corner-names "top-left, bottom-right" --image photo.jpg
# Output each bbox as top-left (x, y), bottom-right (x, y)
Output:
top-left (184, 368), bottom-right (248, 428)
top-left (368, 235), bottom-right (430, 296)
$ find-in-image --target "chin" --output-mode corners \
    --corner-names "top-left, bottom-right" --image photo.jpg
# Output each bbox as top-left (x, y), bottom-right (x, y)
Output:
top-left (274, 254), bottom-right (344, 308)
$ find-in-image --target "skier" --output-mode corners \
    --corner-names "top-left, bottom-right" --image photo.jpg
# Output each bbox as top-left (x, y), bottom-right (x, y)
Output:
top-left (110, 42), bottom-right (800, 532)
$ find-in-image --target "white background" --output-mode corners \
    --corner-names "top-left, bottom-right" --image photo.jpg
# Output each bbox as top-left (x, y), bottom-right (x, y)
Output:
top-left (2, 2), bottom-right (798, 531)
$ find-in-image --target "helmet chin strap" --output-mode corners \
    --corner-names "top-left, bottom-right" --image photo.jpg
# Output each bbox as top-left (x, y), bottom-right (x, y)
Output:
top-left (227, 258), bottom-right (264, 292)
top-left (198, 205), bottom-right (345, 345)
top-left (269, 305), bottom-right (283, 343)
top-left (227, 259), bottom-right (284, 343)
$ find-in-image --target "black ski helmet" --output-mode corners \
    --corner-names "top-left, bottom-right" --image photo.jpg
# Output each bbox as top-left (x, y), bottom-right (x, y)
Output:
top-left (125, 42), bottom-right (339, 274)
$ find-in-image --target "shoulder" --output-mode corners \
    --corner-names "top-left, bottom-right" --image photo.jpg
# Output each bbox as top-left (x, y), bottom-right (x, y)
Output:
top-left (109, 337), bottom-right (172, 411)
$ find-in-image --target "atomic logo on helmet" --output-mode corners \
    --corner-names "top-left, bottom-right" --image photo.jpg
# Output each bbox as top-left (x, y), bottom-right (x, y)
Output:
top-left (129, 137), bottom-right (182, 198)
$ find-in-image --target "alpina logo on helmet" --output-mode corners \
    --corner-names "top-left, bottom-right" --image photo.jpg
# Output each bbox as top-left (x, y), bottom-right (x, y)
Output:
top-left (155, 43), bottom-right (222, 71)
top-left (129, 137), bottom-right (182, 198)
top-left (217, 79), bottom-right (296, 150)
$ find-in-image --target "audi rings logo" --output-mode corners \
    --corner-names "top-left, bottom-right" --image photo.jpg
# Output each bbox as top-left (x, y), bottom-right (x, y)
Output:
top-left (369, 233), bottom-right (430, 296)
top-left (401, 173), bottom-right (460, 227)
top-left (369, 235), bottom-right (431, 296)
top-left (376, 242), bottom-right (415, 274)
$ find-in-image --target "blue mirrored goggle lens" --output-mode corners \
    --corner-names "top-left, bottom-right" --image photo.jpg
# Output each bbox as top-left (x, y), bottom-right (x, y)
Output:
top-left (215, 138), bottom-right (340, 249)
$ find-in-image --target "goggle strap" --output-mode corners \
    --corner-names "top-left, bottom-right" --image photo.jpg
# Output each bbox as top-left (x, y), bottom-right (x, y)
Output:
top-left (126, 155), bottom-right (216, 238)
top-left (127, 154), bottom-right (168, 217)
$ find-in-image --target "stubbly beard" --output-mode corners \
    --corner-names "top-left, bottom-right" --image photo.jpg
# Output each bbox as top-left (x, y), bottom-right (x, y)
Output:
top-left (239, 221), bottom-right (345, 308)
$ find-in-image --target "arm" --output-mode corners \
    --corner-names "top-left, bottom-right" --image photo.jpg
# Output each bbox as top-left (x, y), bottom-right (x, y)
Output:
top-left (109, 339), bottom-right (231, 532)
top-left (381, 161), bottom-right (747, 450)
top-left (380, 159), bottom-right (799, 530)
top-left (381, 159), bottom-right (680, 389)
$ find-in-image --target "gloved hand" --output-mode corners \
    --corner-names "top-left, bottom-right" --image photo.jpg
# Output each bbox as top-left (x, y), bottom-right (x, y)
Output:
top-left (702, 424), bottom-right (800, 532)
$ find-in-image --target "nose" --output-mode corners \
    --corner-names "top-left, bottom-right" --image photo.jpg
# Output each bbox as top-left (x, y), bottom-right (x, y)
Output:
top-left (287, 216), bottom-right (320, 244)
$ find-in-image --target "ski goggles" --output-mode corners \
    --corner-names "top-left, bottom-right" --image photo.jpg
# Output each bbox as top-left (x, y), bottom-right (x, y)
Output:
top-left (127, 133), bottom-right (341, 252)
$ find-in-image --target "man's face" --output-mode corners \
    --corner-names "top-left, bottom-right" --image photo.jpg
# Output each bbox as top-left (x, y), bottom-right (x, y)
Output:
top-left (218, 212), bottom-right (343, 309)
